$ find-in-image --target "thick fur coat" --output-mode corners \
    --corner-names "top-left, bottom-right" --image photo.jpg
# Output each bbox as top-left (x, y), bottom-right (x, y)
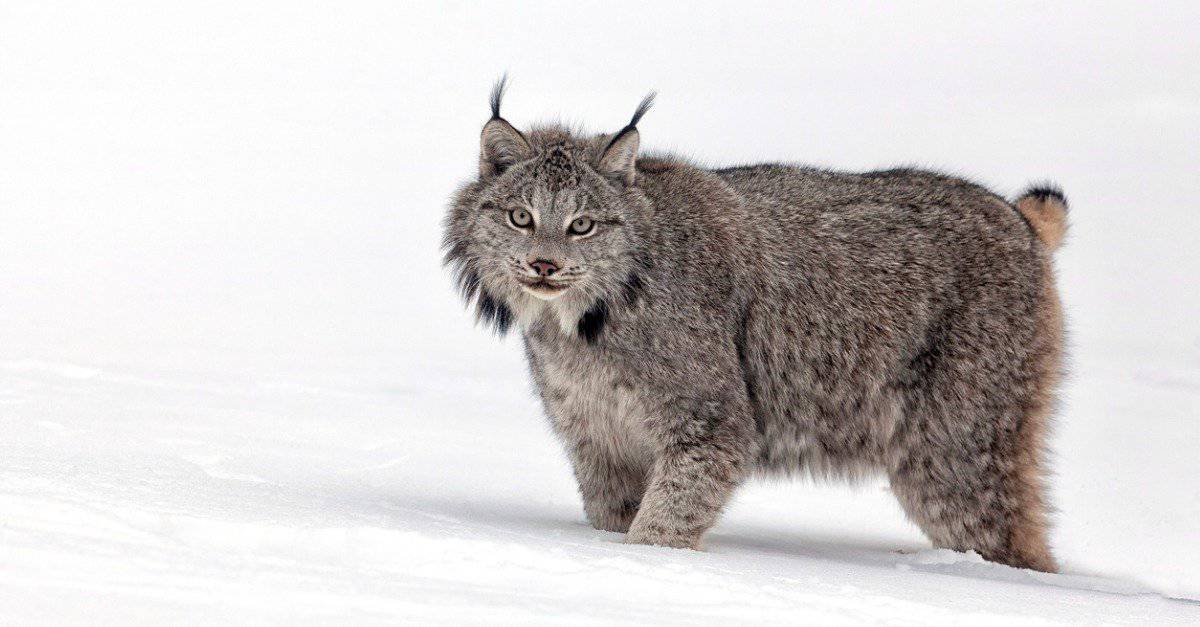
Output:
top-left (443, 80), bottom-right (1068, 571)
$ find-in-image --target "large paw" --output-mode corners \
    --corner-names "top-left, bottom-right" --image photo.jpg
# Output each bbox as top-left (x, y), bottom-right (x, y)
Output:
top-left (585, 500), bottom-right (639, 533)
top-left (588, 514), bottom-right (633, 534)
top-left (624, 525), bottom-right (700, 550)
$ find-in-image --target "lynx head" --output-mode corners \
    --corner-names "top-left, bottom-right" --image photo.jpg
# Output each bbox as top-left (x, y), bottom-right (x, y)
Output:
top-left (443, 77), bottom-right (654, 339)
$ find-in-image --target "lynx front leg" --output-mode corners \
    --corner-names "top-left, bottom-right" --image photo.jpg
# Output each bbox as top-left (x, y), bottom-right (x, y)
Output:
top-left (537, 366), bottom-right (652, 534)
top-left (625, 394), bottom-right (754, 549)
top-left (567, 439), bottom-right (648, 533)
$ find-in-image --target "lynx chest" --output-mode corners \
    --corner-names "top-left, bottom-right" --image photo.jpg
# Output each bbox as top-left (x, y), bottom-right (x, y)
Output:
top-left (525, 334), bottom-right (656, 464)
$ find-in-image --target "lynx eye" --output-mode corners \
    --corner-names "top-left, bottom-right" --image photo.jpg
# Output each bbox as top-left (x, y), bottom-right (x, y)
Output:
top-left (508, 208), bottom-right (533, 229)
top-left (568, 216), bottom-right (595, 236)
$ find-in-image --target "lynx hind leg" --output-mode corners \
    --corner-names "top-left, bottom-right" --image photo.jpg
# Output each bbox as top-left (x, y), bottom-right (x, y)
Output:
top-left (888, 314), bottom-right (1060, 572)
top-left (888, 398), bottom-right (1055, 572)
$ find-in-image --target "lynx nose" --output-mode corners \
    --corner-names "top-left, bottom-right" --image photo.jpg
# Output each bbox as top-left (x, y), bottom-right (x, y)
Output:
top-left (529, 259), bottom-right (559, 277)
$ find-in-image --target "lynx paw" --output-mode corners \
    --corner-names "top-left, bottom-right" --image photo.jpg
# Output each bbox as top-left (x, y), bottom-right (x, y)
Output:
top-left (624, 526), bottom-right (700, 550)
top-left (585, 500), bottom-right (639, 533)
top-left (589, 516), bottom-right (633, 534)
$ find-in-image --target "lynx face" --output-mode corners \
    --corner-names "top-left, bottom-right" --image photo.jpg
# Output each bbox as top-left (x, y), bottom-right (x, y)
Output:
top-left (444, 80), bottom-right (654, 335)
top-left (472, 151), bottom-right (641, 307)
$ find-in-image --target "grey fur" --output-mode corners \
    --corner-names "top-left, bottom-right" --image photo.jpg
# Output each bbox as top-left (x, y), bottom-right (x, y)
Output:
top-left (443, 87), bottom-right (1066, 572)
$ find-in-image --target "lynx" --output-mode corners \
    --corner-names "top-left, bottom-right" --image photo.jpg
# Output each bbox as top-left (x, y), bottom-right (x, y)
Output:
top-left (443, 78), bottom-right (1067, 572)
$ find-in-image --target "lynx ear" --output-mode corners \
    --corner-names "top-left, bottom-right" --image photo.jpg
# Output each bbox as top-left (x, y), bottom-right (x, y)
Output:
top-left (596, 92), bottom-right (655, 186)
top-left (479, 75), bottom-right (530, 177)
top-left (597, 127), bottom-right (640, 186)
top-left (480, 118), bottom-right (530, 177)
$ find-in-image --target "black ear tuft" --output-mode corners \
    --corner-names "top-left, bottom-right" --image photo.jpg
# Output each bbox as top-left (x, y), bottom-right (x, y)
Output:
top-left (489, 73), bottom-right (509, 119)
top-left (596, 91), bottom-right (656, 186)
top-left (479, 74), bottom-right (530, 178)
top-left (602, 91), bottom-right (656, 155)
top-left (627, 91), bottom-right (656, 127)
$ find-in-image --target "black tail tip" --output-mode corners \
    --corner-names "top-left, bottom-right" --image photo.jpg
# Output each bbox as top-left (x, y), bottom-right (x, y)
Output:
top-left (1018, 182), bottom-right (1068, 211)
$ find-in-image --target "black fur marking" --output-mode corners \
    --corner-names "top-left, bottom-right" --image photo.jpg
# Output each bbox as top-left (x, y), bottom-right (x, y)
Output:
top-left (601, 91), bottom-right (656, 156)
top-left (442, 242), bottom-right (479, 301)
top-left (1011, 182), bottom-right (1068, 243)
top-left (577, 300), bottom-right (609, 345)
top-left (711, 164), bottom-right (777, 176)
top-left (576, 268), bottom-right (644, 345)
top-left (442, 248), bottom-right (511, 336)
top-left (489, 73), bottom-right (508, 120)
top-left (629, 252), bottom-right (654, 301)
top-left (620, 272), bottom-right (644, 307)
top-left (600, 128), bottom-right (632, 160)
top-left (536, 143), bottom-right (580, 188)
top-left (454, 267), bottom-right (481, 301)
top-left (1018, 182), bottom-right (1068, 211)
top-left (628, 91), bottom-right (656, 127)
top-left (477, 290), bottom-right (513, 336)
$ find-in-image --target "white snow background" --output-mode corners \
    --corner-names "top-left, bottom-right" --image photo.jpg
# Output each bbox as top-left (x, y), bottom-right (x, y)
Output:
top-left (2, 1), bottom-right (1199, 624)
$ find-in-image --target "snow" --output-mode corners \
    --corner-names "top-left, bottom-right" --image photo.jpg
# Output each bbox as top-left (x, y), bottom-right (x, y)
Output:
top-left (2, 1), bottom-right (1198, 624)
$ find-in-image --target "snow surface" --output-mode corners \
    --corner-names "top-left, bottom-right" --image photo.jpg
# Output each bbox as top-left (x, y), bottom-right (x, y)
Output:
top-left (2, 1), bottom-right (1199, 624)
